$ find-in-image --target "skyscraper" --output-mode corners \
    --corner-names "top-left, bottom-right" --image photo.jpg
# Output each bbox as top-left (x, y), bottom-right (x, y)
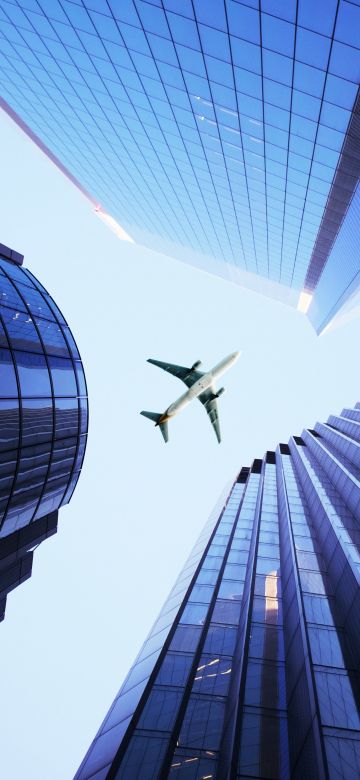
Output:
top-left (0, 242), bottom-right (88, 620)
top-left (0, 1), bottom-right (359, 333)
top-left (76, 402), bottom-right (360, 779)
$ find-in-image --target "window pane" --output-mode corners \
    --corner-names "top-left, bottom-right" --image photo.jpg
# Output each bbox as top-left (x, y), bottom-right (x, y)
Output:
top-left (14, 351), bottom-right (51, 397)
top-left (0, 399), bottom-right (19, 451)
top-left (22, 399), bottom-right (53, 446)
top-left (1, 308), bottom-right (42, 353)
top-left (179, 603), bottom-right (208, 626)
top-left (0, 349), bottom-right (18, 397)
top-left (49, 357), bottom-right (77, 396)
top-left (35, 318), bottom-right (70, 357)
top-left (17, 283), bottom-right (54, 320)
top-left (55, 398), bottom-right (79, 438)
top-left (179, 696), bottom-right (225, 750)
top-left (0, 272), bottom-right (26, 311)
top-left (169, 625), bottom-right (202, 653)
top-left (193, 655), bottom-right (232, 696)
top-left (137, 687), bottom-right (183, 731)
top-left (155, 653), bottom-right (193, 687)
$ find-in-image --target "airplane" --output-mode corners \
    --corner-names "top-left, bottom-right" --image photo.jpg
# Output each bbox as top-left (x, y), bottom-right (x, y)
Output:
top-left (140, 351), bottom-right (240, 443)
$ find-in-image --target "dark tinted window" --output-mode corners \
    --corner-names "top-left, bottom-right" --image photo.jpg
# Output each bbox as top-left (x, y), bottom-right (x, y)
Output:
top-left (35, 318), bottom-right (70, 357)
top-left (49, 357), bottom-right (77, 396)
top-left (14, 351), bottom-right (51, 397)
top-left (75, 361), bottom-right (87, 395)
top-left (137, 687), bottom-right (183, 731)
top-left (55, 398), bottom-right (79, 438)
top-left (17, 283), bottom-right (54, 320)
top-left (179, 696), bottom-right (225, 750)
top-left (1, 308), bottom-right (42, 352)
top-left (0, 399), bottom-right (19, 451)
top-left (0, 349), bottom-right (18, 397)
top-left (0, 272), bottom-right (26, 311)
top-left (22, 399), bottom-right (53, 446)
top-left (155, 653), bottom-right (193, 687)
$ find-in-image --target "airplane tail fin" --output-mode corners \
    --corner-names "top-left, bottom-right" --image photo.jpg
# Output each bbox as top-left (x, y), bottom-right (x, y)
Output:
top-left (140, 411), bottom-right (169, 443)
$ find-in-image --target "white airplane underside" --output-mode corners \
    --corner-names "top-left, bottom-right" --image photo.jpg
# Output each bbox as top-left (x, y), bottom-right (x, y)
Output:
top-left (141, 352), bottom-right (240, 443)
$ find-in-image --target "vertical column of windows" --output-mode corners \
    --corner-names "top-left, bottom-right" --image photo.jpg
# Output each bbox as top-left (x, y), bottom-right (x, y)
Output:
top-left (301, 429), bottom-right (360, 519)
top-left (293, 443), bottom-right (360, 594)
top-left (113, 484), bottom-right (244, 780)
top-left (166, 480), bottom-right (255, 778)
top-left (313, 422), bottom-right (360, 474)
top-left (327, 413), bottom-right (360, 444)
top-left (285, 447), bottom-right (360, 778)
top-left (278, 453), bottom-right (327, 777)
top-left (237, 463), bottom-right (289, 780)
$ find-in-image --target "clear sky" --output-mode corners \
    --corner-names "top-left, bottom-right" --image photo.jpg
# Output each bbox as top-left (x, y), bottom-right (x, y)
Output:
top-left (0, 106), bottom-right (360, 780)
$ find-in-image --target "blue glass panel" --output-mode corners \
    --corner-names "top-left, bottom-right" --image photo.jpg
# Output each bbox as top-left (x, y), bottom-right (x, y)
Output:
top-left (14, 351), bottom-right (51, 397)
top-left (22, 399), bottom-right (53, 446)
top-left (0, 349), bottom-right (18, 398)
top-left (75, 361), bottom-right (87, 395)
top-left (16, 283), bottom-right (55, 320)
top-left (1, 308), bottom-right (42, 353)
top-left (35, 318), bottom-right (70, 357)
top-left (55, 398), bottom-right (79, 438)
top-left (0, 272), bottom-right (27, 312)
top-left (49, 357), bottom-right (77, 396)
top-left (137, 687), bottom-right (183, 731)
top-left (0, 399), bottom-right (19, 452)
top-left (179, 695), bottom-right (225, 750)
top-left (155, 653), bottom-right (193, 687)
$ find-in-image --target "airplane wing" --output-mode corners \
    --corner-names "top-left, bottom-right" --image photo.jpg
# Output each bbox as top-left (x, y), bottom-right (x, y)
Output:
top-left (198, 387), bottom-right (221, 443)
top-left (147, 359), bottom-right (203, 388)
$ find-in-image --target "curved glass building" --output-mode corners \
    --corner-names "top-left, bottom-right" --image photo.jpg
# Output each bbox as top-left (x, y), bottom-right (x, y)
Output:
top-left (0, 242), bottom-right (88, 620)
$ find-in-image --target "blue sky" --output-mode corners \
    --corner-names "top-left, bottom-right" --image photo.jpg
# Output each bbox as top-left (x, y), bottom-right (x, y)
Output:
top-left (0, 106), bottom-right (360, 779)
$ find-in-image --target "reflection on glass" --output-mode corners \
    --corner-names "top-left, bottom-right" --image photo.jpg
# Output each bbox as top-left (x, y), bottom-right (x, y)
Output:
top-left (0, 348), bottom-right (18, 397)
top-left (49, 356), bottom-right (77, 396)
top-left (35, 318), bottom-right (69, 357)
top-left (14, 351), bottom-right (51, 397)
top-left (1, 308), bottom-right (42, 352)
top-left (55, 398), bottom-right (79, 438)
top-left (0, 400), bottom-right (19, 451)
top-left (22, 399), bottom-right (53, 446)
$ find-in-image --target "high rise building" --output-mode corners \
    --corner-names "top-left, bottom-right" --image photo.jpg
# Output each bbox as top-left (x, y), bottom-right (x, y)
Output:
top-left (0, 242), bottom-right (88, 620)
top-left (76, 402), bottom-right (360, 779)
top-left (0, 1), bottom-right (360, 333)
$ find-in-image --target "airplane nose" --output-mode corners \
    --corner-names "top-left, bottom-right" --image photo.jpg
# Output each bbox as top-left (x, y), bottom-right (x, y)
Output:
top-left (231, 351), bottom-right (241, 362)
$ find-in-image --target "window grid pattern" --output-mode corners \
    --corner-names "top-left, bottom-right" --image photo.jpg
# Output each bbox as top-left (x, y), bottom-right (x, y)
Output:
top-left (0, 253), bottom-right (88, 538)
top-left (308, 179), bottom-right (360, 334)
top-left (76, 402), bottom-right (360, 779)
top-left (0, 1), bottom-right (360, 295)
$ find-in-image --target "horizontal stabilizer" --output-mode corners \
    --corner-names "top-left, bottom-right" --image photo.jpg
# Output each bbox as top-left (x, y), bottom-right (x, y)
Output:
top-left (140, 410), bottom-right (161, 424)
top-left (140, 411), bottom-right (169, 443)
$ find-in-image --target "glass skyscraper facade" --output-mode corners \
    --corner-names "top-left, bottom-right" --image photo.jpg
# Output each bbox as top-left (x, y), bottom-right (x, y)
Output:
top-left (0, 242), bottom-right (88, 620)
top-left (0, 1), bottom-right (360, 331)
top-left (77, 401), bottom-right (360, 779)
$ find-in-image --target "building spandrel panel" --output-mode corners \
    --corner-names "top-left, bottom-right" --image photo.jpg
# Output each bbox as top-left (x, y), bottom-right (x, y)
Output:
top-left (76, 402), bottom-right (360, 779)
top-left (0, 2), bottom-right (360, 330)
top-left (0, 242), bottom-right (88, 621)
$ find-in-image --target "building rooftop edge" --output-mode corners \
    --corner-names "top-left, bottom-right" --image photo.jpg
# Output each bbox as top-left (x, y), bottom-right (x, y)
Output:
top-left (0, 242), bottom-right (24, 266)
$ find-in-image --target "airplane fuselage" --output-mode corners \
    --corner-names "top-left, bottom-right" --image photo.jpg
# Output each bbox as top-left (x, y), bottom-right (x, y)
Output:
top-left (161, 352), bottom-right (239, 422)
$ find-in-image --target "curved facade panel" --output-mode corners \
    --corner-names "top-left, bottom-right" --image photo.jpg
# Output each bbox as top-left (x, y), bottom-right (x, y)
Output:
top-left (0, 244), bottom-right (88, 619)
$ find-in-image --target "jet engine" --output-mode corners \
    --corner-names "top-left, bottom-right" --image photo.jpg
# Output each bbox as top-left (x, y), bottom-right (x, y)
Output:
top-left (191, 360), bottom-right (202, 370)
top-left (216, 387), bottom-right (225, 398)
